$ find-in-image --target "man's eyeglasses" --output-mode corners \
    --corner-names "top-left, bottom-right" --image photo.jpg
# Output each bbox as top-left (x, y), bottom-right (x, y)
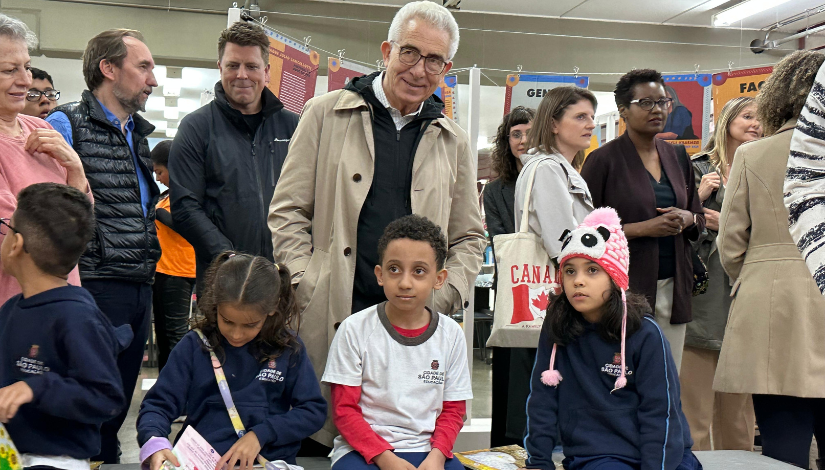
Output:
top-left (509, 130), bottom-right (529, 141)
top-left (0, 218), bottom-right (17, 236)
top-left (629, 98), bottom-right (673, 111)
top-left (26, 90), bottom-right (60, 102)
top-left (394, 43), bottom-right (449, 75)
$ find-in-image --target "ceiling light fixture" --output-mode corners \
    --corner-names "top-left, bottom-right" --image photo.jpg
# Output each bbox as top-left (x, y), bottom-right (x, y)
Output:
top-left (712, 0), bottom-right (794, 27)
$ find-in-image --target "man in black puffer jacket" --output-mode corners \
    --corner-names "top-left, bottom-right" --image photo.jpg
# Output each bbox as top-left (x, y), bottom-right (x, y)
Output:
top-left (47, 29), bottom-right (159, 463)
top-left (169, 22), bottom-right (298, 287)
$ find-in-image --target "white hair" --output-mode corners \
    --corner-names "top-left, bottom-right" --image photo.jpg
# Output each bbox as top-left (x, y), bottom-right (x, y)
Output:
top-left (0, 14), bottom-right (37, 50)
top-left (388, 1), bottom-right (460, 60)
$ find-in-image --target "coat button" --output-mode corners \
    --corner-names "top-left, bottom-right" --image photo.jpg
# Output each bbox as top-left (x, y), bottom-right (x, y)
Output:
top-left (464, 300), bottom-right (470, 308)
top-left (353, 173), bottom-right (362, 182)
top-left (334, 322), bottom-right (341, 330)
top-left (344, 247), bottom-right (351, 256)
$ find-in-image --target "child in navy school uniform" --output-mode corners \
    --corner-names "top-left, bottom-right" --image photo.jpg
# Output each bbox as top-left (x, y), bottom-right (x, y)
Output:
top-left (137, 252), bottom-right (326, 470)
top-left (524, 208), bottom-right (702, 470)
top-left (0, 183), bottom-right (131, 470)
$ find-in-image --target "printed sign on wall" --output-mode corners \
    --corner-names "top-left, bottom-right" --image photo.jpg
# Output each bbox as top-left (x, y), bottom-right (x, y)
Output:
top-left (327, 57), bottom-right (374, 93)
top-left (265, 30), bottom-right (319, 114)
top-left (661, 74), bottom-right (713, 155)
top-left (504, 74), bottom-right (589, 115)
top-left (435, 75), bottom-right (459, 122)
top-left (711, 67), bottom-right (773, 124)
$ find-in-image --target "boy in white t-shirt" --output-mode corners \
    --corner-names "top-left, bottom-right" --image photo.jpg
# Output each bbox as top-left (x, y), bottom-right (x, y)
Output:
top-left (322, 215), bottom-right (473, 470)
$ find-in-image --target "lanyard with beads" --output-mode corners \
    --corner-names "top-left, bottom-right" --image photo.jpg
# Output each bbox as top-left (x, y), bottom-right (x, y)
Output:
top-left (194, 328), bottom-right (272, 469)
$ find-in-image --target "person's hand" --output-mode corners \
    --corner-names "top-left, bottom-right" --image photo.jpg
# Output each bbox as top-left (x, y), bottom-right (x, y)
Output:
top-left (374, 451), bottom-right (418, 470)
top-left (697, 172), bottom-right (721, 202)
top-left (148, 449), bottom-right (179, 470)
top-left (703, 208), bottom-right (720, 232)
top-left (25, 128), bottom-right (82, 171)
top-left (418, 449), bottom-right (447, 470)
top-left (657, 207), bottom-right (693, 229)
top-left (25, 128), bottom-right (88, 192)
top-left (0, 381), bottom-right (33, 422)
top-left (215, 431), bottom-right (261, 470)
top-left (643, 212), bottom-right (683, 238)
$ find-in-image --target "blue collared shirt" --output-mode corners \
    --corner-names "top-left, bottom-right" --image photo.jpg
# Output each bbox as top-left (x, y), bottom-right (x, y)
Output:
top-left (48, 101), bottom-right (152, 217)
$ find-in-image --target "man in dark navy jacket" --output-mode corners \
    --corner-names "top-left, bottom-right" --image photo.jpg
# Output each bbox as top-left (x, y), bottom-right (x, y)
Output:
top-left (169, 21), bottom-right (298, 287)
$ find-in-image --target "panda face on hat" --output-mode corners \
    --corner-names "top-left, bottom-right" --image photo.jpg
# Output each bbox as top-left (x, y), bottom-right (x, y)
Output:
top-left (557, 208), bottom-right (630, 291)
top-left (559, 225), bottom-right (612, 260)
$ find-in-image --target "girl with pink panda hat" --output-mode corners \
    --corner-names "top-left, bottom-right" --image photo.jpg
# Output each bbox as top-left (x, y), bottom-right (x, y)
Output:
top-left (524, 208), bottom-right (701, 470)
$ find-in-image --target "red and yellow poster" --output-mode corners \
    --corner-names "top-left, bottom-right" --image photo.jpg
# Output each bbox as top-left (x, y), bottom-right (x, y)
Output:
top-left (660, 74), bottom-right (712, 155)
top-left (711, 66), bottom-right (773, 123)
top-left (265, 30), bottom-right (319, 114)
top-left (327, 57), bottom-right (373, 93)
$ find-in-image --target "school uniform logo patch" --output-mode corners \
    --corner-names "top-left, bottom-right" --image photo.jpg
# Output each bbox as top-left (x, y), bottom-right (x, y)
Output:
top-left (419, 360), bottom-right (446, 384)
top-left (257, 361), bottom-right (284, 383)
top-left (16, 345), bottom-right (50, 375)
top-left (601, 352), bottom-right (632, 378)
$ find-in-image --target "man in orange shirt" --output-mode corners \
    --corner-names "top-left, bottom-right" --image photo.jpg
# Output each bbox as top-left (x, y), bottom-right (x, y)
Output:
top-left (151, 140), bottom-right (196, 371)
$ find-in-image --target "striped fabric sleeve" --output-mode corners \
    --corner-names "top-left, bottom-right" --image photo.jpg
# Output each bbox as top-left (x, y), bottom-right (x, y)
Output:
top-left (786, 62), bottom-right (825, 295)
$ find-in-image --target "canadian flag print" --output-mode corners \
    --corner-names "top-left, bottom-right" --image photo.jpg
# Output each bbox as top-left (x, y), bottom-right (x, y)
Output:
top-left (511, 284), bottom-right (550, 324)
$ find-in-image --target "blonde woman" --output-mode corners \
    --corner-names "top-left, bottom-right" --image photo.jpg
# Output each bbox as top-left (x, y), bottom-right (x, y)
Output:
top-left (680, 97), bottom-right (762, 451)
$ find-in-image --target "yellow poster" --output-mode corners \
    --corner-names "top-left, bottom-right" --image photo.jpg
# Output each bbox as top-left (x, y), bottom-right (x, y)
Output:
top-left (711, 66), bottom-right (773, 123)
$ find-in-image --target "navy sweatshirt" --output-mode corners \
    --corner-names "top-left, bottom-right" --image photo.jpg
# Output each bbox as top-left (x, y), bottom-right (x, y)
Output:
top-left (137, 330), bottom-right (327, 462)
top-left (0, 286), bottom-right (129, 458)
top-left (525, 317), bottom-right (692, 470)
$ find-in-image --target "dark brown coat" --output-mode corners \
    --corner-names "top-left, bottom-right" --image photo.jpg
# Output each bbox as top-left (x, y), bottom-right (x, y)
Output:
top-left (581, 132), bottom-right (705, 324)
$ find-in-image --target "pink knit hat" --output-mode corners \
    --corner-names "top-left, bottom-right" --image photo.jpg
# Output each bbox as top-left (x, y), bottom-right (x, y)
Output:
top-left (541, 208), bottom-right (631, 392)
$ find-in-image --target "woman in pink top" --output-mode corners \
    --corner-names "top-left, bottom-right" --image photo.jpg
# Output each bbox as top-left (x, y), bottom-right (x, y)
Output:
top-left (0, 14), bottom-right (90, 304)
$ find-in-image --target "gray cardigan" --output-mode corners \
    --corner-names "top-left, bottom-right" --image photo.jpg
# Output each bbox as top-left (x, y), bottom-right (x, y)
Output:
top-left (514, 150), bottom-right (594, 259)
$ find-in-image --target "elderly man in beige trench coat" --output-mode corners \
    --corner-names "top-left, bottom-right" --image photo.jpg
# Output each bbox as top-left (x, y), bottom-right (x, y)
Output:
top-left (268, 1), bottom-right (485, 447)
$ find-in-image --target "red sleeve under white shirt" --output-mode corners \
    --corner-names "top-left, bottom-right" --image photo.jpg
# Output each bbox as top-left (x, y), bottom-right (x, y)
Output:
top-left (330, 323), bottom-right (466, 464)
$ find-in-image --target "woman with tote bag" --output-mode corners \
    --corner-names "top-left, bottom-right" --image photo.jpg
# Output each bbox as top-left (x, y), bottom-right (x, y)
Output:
top-left (487, 86), bottom-right (597, 443)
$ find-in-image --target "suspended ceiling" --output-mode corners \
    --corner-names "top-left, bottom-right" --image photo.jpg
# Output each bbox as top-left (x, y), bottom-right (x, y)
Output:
top-left (297, 0), bottom-right (825, 32)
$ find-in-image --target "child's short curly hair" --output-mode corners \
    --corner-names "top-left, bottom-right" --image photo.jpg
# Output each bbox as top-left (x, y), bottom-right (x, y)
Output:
top-left (378, 215), bottom-right (448, 270)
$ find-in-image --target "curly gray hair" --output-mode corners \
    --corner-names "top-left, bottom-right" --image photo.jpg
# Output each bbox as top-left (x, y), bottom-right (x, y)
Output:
top-left (0, 13), bottom-right (37, 50)
top-left (388, 1), bottom-right (460, 60)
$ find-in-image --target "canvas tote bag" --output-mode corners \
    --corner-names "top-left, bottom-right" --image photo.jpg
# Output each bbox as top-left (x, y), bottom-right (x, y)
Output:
top-left (487, 160), bottom-right (559, 348)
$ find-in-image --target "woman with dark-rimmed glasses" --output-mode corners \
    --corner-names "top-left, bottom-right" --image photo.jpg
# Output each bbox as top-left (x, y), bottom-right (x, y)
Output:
top-left (582, 69), bottom-right (704, 372)
top-left (0, 14), bottom-right (90, 305)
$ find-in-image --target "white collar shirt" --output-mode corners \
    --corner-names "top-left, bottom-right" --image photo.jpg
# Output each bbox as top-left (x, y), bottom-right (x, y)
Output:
top-left (371, 71), bottom-right (425, 131)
